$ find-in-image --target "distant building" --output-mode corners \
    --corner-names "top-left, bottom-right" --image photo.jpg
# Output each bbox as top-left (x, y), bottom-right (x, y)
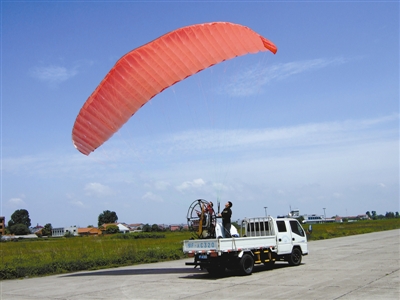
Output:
top-left (169, 225), bottom-right (180, 231)
top-left (301, 214), bottom-right (336, 224)
top-left (65, 226), bottom-right (79, 236)
top-left (30, 223), bottom-right (44, 234)
top-left (52, 226), bottom-right (79, 237)
top-left (101, 223), bottom-right (130, 234)
top-left (78, 227), bottom-right (102, 236)
top-left (158, 224), bottom-right (167, 231)
top-left (339, 214), bottom-right (370, 222)
top-left (288, 209), bottom-right (300, 218)
top-left (125, 223), bottom-right (144, 232)
top-left (52, 227), bottom-right (65, 237)
top-left (2, 234), bottom-right (38, 240)
top-left (280, 209), bottom-right (337, 224)
top-left (116, 223), bottom-right (130, 233)
top-left (0, 216), bottom-right (5, 235)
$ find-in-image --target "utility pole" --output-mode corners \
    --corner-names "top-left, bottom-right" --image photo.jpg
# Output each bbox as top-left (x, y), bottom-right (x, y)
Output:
top-left (264, 206), bottom-right (268, 217)
top-left (323, 208), bottom-right (326, 220)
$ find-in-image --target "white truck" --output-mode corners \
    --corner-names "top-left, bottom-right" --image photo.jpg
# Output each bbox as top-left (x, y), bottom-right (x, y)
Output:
top-left (184, 201), bottom-right (308, 276)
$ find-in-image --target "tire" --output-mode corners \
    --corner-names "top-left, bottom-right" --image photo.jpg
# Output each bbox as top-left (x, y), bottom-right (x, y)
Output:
top-left (288, 247), bottom-right (302, 266)
top-left (239, 254), bottom-right (254, 275)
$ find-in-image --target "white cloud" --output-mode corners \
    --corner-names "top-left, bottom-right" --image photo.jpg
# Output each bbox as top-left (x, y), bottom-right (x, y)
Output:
top-left (8, 196), bottom-right (26, 207)
top-left (333, 193), bottom-right (343, 199)
top-left (66, 193), bottom-right (86, 208)
top-left (222, 57), bottom-right (348, 97)
top-left (268, 57), bottom-right (347, 81)
top-left (142, 192), bottom-right (163, 203)
top-left (2, 114), bottom-right (397, 184)
top-left (30, 65), bottom-right (78, 85)
top-left (212, 182), bottom-right (230, 192)
top-left (176, 178), bottom-right (206, 192)
top-left (277, 189), bottom-right (286, 195)
top-left (70, 200), bottom-right (85, 208)
top-left (2, 155), bottom-right (44, 173)
top-left (84, 182), bottom-right (113, 197)
top-left (137, 114), bottom-right (399, 159)
top-left (155, 181), bottom-right (171, 190)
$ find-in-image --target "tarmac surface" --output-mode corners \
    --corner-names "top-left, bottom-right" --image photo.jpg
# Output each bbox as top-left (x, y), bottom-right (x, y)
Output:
top-left (1, 229), bottom-right (399, 300)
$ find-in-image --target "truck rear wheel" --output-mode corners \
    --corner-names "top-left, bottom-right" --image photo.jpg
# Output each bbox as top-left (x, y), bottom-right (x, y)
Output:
top-left (239, 254), bottom-right (254, 275)
top-left (288, 247), bottom-right (302, 266)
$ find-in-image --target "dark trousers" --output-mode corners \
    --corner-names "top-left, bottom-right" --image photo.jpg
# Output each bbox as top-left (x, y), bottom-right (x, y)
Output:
top-left (223, 222), bottom-right (231, 238)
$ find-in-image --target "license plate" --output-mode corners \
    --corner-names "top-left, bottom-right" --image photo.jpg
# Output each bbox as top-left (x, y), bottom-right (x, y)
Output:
top-left (185, 241), bottom-right (216, 249)
top-left (198, 254), bottom-right (207, 260)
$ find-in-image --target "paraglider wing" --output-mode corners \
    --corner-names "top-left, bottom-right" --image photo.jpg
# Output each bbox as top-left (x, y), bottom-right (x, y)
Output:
top-left (72, 22), bottom-right (277, 155)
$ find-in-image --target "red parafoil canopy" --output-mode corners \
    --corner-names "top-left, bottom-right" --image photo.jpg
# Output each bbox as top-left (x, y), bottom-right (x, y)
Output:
top-left (72, 22), bottom-right (277, 155)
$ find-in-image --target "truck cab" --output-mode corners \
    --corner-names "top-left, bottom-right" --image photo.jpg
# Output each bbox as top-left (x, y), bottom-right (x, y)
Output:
top-left (275, 218), bottom-right (308, 256)
top-left (242, 217), bottom-right (308, 264)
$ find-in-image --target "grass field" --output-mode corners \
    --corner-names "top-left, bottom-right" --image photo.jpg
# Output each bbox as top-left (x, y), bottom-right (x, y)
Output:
top-left (1, 219), bottom-right (399, 280)
top-left (0, 232), bottom-right (191, 280)
top-left (304, 218), bottom-right (400, 240)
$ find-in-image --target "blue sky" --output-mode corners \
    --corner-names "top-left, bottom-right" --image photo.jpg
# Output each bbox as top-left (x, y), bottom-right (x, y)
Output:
top-left (1, 1), bottom-right (399, 227)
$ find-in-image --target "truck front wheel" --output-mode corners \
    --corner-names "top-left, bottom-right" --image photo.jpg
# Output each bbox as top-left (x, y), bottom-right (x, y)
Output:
top-left (239, 254), bottom-right (254, 275)
top-left (288, 247), bottom-right (302, 266)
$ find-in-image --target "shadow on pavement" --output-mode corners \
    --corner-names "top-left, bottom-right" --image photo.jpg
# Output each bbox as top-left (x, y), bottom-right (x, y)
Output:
top-left (61, 267), bottom-right (204, 277)
top-left (181, 262), bottom-right (297, 280)
top-left (61, 261), bottom-right (295, 279)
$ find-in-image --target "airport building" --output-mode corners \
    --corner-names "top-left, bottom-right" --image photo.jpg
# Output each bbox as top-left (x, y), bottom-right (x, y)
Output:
top-left (0, 216), bottom-right (5, 235)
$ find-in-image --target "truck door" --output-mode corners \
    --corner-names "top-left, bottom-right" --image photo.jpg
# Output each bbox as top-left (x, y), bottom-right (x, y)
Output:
top-left (276, 220), bottom-right (293, 255)
top-left (289, 220), bottom-right (308, 254)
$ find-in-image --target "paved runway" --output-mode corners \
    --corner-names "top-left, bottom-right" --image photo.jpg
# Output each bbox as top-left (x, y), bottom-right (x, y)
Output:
top-left (1, 229), bottom-right (399, 299)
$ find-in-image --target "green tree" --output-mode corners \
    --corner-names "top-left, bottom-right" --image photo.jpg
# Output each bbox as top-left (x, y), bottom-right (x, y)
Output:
top-left (41, 223), bottom-right (52, 236)
top-left (105, 224), bottom-right (119, 234)
top-left (98, 210), bottom-right (118, 227)
top-left (151, 224), bottom-right (160, 232)
top-left (8, 209), bottom-right (31, 228)
top-left (64, 231), bottom-right (75, 238)
top-left (10, 224), bottom-right (30, 235)
top-left (142, 224), bottom-right (151, 232)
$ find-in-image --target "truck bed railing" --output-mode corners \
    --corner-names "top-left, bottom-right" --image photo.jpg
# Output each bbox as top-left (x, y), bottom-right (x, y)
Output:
top-left (241, 217), bottom-right (275, 237)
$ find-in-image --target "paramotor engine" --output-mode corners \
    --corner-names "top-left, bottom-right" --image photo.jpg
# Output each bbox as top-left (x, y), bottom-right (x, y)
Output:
top-left (187, 199), bottom-right (217, 239)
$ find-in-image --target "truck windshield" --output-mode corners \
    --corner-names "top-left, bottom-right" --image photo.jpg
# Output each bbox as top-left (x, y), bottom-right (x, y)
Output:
top-left (290, 220), bottom-right (305, 237)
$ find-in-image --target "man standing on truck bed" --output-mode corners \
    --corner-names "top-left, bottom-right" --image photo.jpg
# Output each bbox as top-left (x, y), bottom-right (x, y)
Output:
top-left (219, 201), bottom-right (232, 238)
